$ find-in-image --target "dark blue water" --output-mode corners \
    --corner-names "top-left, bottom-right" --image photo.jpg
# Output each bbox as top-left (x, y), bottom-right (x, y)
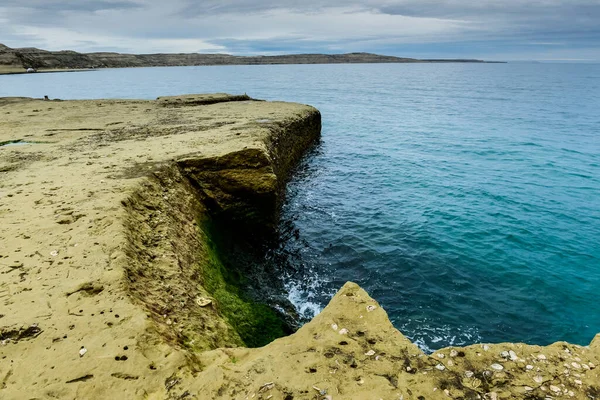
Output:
top-left (2, 63), bottom-right (599, 351)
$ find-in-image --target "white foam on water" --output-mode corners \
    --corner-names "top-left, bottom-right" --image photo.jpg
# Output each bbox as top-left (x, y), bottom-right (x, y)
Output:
top-left (286, 282), bottom-right (323, 320)
top-left (401, 321), bottom-right (483, 354)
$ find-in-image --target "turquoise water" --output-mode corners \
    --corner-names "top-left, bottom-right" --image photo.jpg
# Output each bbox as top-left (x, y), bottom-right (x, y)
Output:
top-left (2, 63), bottom-right (599, 351)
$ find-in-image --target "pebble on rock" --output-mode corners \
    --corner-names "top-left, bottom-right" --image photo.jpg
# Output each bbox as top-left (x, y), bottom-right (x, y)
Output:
top-left (490, 364), bottom-right (504, 371)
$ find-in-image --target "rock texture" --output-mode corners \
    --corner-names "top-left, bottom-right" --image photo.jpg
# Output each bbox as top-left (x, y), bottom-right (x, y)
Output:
top-left (1, 94), bottom-right (598, 400)
top-left (192, 282), bottom-right (600, 399)
top-left (0, 42), bottom-right (491, 74)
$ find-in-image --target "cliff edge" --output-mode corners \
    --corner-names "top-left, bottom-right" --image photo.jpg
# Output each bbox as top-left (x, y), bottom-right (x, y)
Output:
top-left (0, 95), bottom-right (597, 399)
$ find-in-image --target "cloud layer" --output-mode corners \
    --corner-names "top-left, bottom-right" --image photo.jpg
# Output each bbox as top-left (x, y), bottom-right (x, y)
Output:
top-left (1, 0), bottom-right (599, 60)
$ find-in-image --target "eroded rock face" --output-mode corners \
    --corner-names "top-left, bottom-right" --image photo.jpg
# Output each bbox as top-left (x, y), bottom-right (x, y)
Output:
top-left (0, 94), bottom-right (321, 399)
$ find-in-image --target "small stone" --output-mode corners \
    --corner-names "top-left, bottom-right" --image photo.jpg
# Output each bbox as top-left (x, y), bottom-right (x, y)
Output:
top-left (366, 305), bottom-right (376, 312)
top-left (589, 362), bottom-right (596, 369)
top-left (524, 386), bottom-right (533, 391)
top-left (450, 350), bottom-right (458, 357)
top-left (549, 385), bottom-right (560, 393)
top-left (365, 350), bottom-right (375, 356)
top-left (338, 328), bottom-right (348, 335)
top-left (465, 371), bottom-right (474, 378)
top-left (501, 351), bottom-right (510, 359)
top-left (79, 347), bottom-right (87, 357)
top-left (534, 375), bottom-right (543, 384)
top-left (435, 364), bottom-right (446, 371)
top-left (490, 364), bottom-right (504, 371)
top-left (483, 345), bottom-right (490, 351)
top-left (574, 380), bottom-right (582, 385)
top-left (258, 383), bottom-right (275, 393)
top-left (50, 250), bottom-right (58, 257)
top-left (447, 360), bottom-right (454, 367)
top-left (487, 392), bottom-right (498, 400)
top-left (538, 354), bottom-right (547, 360)
top-left (444, 389), bottom-right (450, 396)
top-left (406, 366), bottom-right (412, 372)
top-left (582, 364), bottom-right (590, 370)
top-left (571, 362), bottom-right (581, 369)
top-left (195, 297), bottom-right (212, 307)
top-left (509, 350), bottom-right (518, 361)
top-left (437, 353), bottom-right (445, 359)
top-left (331, 324), bottom-right (338, 331)
top-left (526, 365), bottom-right (534, 370)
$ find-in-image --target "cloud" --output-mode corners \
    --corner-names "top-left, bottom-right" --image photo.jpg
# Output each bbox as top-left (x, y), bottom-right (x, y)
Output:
top-left (0, 0), bottom-right (599, 60)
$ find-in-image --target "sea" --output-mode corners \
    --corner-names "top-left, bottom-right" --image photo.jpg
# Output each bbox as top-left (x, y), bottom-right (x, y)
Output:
top-left (2, 62), bottom-right (599, 352)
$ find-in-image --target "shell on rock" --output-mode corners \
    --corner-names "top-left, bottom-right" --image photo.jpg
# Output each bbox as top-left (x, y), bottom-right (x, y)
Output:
top-left (490, 364), bottom-right (504, 371)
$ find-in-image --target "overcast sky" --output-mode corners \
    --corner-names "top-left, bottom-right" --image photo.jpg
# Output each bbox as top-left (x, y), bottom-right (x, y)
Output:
top-left (1, 0), bottom-right (599, 61)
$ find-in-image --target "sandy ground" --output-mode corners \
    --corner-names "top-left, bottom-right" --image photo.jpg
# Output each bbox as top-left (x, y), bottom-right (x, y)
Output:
top-left (1, 94), bottom-right (599, 399)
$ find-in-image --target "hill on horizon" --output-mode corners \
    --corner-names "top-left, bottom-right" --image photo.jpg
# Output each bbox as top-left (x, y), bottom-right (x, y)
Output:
top-left (0, 43), bottom-right (490, 72)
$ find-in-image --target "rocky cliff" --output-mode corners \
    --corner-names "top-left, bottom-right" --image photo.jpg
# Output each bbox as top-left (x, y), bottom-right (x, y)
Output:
top-left (0, 43), bottom-right (490, 73)
top-left (0, 94), bottom-right (597, 400)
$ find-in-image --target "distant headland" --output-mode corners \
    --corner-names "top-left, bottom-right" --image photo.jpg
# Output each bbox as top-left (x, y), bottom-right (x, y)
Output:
top-left (0, 42), bottom-right (503, 74)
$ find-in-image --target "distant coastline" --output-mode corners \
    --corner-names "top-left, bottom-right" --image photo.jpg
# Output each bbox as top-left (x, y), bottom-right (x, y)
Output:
top-left (0, 42), bottom-right (504, 75)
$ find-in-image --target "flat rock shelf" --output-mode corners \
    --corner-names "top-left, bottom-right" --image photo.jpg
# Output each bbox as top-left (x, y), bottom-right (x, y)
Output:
top-left (0, 94), bottom-right (598, 399)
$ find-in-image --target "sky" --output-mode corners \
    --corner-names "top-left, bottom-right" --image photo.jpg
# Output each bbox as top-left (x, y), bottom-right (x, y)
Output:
top-left (1, 0), bottom-right (599, 61)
